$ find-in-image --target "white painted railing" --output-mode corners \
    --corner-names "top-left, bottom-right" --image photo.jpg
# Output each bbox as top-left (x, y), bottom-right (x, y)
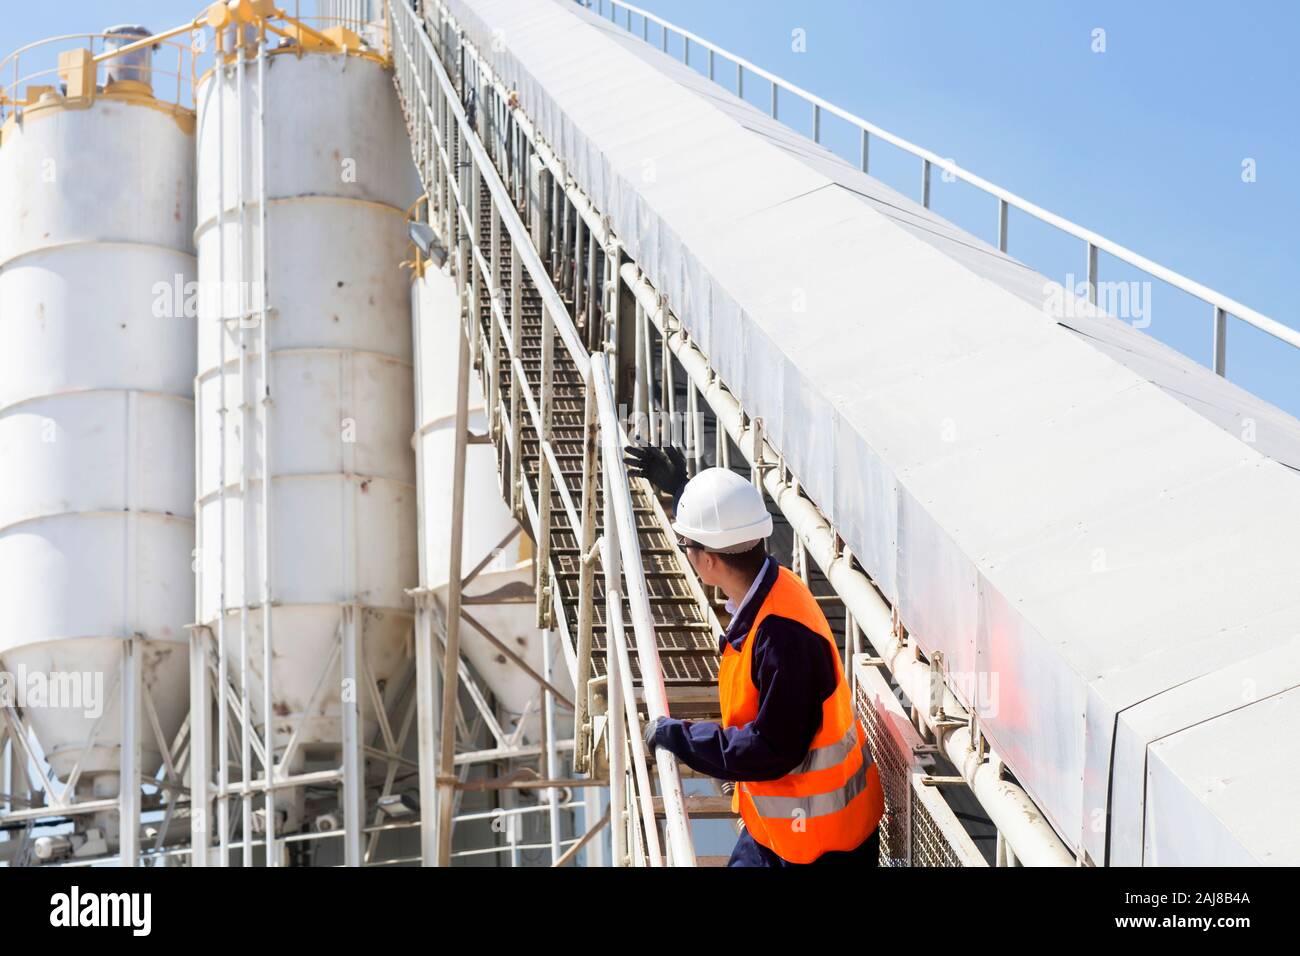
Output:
top-left (580, 0), bottom-right (1299, 382)
top-left (388, 0), bottom-right (697, 866)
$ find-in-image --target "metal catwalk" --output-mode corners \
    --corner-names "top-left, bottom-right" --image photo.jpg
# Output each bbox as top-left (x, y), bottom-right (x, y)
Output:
top-left (393, 0), bottom-right (1300, 866)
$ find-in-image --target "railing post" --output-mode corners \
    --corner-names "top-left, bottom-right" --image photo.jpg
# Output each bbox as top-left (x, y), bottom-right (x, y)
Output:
top-left (921, 158), bottom-right (932, 209)
top-left (574, 213), bottom-right (585, 329)
top-left (997, 198), bottom-right (1009, 253)
top-left (770, 81), bottom-right (778, 119)
top-left (435, 257), bottom-right (474, 866)
top-left (586, 229), bottom-right (599, 343)
top-left (1213, 306), bottom-right (1228, 376)
top-left (602, 465), bottom-right (627, 866)
top-left (860, 127), bottom-right (869, 173)
top-left (633, 300), bottom-right (649, 442)
top-left (573, 381), bottom-right (599, 774)
top-left (605, 242), bottom-right (622, 386)
top-left (1086, 241), bottom-right (1098, 306)
top-left (736, 61), bottom-right (743, 98)
top-left (813, 103), bottom-right (821, 143)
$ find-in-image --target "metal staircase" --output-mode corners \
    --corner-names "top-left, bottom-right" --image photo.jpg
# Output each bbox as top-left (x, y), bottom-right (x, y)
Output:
top-left (469, 181), bottom-right (720, 711)
top-left (387, 0), bottom-right (1077, 869)
top-left (389, 0), bottom-right (730, 866)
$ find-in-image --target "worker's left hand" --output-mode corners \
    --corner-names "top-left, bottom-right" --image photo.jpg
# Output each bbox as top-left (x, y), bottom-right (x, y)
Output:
top-left (642, 716), bottom-right (665, 753)
top-left (624, 444), bottom-right (689, 500)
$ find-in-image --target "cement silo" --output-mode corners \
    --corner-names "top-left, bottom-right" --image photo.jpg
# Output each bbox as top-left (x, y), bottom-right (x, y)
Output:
top-left (411, 247), bottom-right (572, 746)
top-left (192, 21), bottom-right (419, 861)
top-left (0, 30), bottom-right (196, 860)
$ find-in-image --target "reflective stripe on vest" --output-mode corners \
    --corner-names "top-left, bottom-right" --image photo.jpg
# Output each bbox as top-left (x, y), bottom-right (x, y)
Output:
top-left (793, 720), bottom-right (861, 775)
top-left (719, 566), bottom-right (884, 862)
top-left (747, 740), bottom-right (873, 820)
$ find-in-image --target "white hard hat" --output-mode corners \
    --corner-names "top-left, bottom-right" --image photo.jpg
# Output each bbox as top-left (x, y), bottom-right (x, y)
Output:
top-left (672, 467), bottom-right (773, 552)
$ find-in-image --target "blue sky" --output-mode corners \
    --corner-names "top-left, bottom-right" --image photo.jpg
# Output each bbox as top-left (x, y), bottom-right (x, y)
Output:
top-left (5, 1), bottom-right (1297, 415)
top-left (628, 0), bottom-right (1300, 417)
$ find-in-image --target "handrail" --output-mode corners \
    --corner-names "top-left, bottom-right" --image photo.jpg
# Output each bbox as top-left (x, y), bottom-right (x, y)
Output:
top-left (579, 0), bottom-right (1298, 375)
top-left (388, 0), bottom-right (695, 866)
top-left (439, 0), bottom-right (1075, 865)
top-left (591, 353), bottom-right (697, 866)
top-left (314, 0), bottom-right (382, 37)
top-left (393, 3), bottom-right (591, 381)
top-left (1, 31), bottom-right (197, 121)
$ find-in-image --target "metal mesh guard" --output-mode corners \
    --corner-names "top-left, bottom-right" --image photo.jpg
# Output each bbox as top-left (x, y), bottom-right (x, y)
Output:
top-left (853, 660), bottom-right (985, 867)
top-left (855, 679), bottom-right (909, 866)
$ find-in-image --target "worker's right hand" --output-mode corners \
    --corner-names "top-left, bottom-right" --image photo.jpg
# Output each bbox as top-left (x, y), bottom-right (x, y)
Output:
top-left (642, 715), bottom-right (666, 753)
top-left (624, 444), bottom-right (689, 500)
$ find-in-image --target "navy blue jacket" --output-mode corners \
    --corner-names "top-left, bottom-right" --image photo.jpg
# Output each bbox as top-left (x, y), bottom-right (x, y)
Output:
top-left (652, 557), bottom-right (839, 782)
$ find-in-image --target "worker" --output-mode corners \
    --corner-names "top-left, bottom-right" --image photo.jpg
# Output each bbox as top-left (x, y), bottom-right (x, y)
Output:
top-left (625, 446), bottom-right (886, 867)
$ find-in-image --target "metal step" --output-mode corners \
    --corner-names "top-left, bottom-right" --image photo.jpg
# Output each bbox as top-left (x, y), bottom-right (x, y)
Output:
top-left (472, 180), bottom-right (723, 705)
top-left (652, 794), bottom-right (736, 819)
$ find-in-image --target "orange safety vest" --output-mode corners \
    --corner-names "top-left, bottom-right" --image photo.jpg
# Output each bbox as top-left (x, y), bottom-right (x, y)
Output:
top-left (719, 566), bottom-right (884, 864)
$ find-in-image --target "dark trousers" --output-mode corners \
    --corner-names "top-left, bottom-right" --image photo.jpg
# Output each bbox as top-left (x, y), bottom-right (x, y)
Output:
top-left (726, 824), bottom-right (880, 867)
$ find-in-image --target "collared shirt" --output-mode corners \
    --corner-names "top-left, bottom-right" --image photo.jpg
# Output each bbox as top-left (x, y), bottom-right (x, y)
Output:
top-left (653, 559), bottom-right (839, 783)
top-left (722, 554), bottom-right (775, 630)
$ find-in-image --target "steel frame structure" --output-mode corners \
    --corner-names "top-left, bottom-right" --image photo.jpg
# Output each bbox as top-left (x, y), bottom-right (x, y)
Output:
top-left (412, 0), bottom-right (1077, 866)
top-left (0, 642), bottom-right (191, 867)
top-left (0, 21), bottom-right (201, 870)
top-left (390, 0), bottom-right (703, 866)
top-left (190, 4), bottom-right (564, 870)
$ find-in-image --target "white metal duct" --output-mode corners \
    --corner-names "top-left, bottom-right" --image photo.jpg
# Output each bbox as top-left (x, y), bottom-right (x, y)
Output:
top-left (194, 49), bottom-right (420, 767)
top-left (0, 88), bottom-right (196, 783)
top-left (441, 0), bottom-right (1300, 864)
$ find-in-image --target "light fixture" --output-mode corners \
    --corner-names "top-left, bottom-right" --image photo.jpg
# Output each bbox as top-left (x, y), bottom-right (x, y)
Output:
top-left (408, 221), bottom-right (448, 269)
top-left (378, 792), bottom-right (420, 817)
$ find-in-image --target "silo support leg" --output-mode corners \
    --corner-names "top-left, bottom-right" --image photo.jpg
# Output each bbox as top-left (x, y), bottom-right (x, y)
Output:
top-left (119, 638), bottom-right (142, 867)
top-left (414, 600), bottom-right (440, 866)
top-left (340, 605), bottom-right (365, 867)
top-left (435, 305), bottom-right (474, 866)
top-left (188, 627), bottom-right (213, 866)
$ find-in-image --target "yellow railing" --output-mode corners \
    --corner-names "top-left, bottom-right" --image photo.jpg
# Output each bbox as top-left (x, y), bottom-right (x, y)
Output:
top-left (1, 4), bottom-right (394, 125)
top-left (0, 31), bottom-right (197, 122)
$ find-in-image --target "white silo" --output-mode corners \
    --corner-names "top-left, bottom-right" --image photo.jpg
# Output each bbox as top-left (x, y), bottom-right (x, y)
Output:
top-left (411, 254), bottom-right (570, 745)
top-left (0, 32), bottom-right (196, 858)
top-left (193, 25), bottom-right (419, 853)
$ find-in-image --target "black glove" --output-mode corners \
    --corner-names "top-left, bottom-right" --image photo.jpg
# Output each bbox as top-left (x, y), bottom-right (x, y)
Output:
top-left (624, 444), bottom-right (688, 500)
top-left (642, 716), bottom-right (664, 753)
